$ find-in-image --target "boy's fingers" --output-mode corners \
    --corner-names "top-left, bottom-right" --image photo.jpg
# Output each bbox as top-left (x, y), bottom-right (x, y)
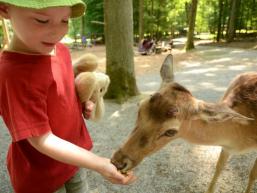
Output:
top-left (85, 101), bottom-right (94, 111)
top-left (84, 113), bottom-right (90, 119)
top-left (107, 173), bottom-right (137, 185)
top-left (124, 173), bottom-right (137, 184)
top-left (119, 171), bottom-right (137, 185)
top-left (111, 171), bottom-right (137, 185)
top-left (83, 101), bottom-right (95, 119)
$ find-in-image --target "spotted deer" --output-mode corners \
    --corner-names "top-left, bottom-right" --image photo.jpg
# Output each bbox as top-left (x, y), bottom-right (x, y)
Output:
top-left (111, 54), bottom-right (257, 193)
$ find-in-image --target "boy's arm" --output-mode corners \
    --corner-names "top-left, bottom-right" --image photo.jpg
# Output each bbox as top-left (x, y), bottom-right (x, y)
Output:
top-left (27, 131), bottom-right (136, 185)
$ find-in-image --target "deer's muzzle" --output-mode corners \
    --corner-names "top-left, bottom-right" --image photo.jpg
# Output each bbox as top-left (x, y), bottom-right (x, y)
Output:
top-left (111, 149), bottom-right (135, 174)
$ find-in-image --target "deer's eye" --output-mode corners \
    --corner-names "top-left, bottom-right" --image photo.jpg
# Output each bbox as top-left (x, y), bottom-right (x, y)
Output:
top-left (163, 129), bottom-right (177, 137)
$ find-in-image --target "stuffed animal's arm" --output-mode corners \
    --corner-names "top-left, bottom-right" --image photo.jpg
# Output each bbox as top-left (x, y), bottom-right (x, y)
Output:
top-left (75, 72), bottom-right (110, 121)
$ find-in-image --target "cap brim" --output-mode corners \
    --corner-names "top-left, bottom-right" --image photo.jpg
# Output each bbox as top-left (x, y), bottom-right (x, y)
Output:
top-left (71, 3), bottom-right (86, 18)
top-left (0, 0), bottom-right (86, 18)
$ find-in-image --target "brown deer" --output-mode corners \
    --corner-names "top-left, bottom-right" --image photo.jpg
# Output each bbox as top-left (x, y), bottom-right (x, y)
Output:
top-left (111, 54), bottom-right (257, 193)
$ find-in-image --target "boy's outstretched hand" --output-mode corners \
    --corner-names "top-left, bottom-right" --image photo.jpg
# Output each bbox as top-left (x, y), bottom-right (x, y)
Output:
top-left (84, 102), bottom-right (137, 184)
top-left (97, 157), bottom-right (137, 185)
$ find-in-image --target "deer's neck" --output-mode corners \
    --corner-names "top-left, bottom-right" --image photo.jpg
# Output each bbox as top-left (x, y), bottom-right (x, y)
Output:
top-left (179, 119), bottom-right (241, 147)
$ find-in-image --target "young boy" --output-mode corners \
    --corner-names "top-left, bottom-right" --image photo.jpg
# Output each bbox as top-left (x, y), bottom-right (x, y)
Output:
top-left (0, 1), bottom-right (135, 193)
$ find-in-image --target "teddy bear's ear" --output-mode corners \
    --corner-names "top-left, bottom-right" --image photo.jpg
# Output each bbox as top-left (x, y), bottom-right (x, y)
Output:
top-left (73, 53), bottom-right (98, 76)
top-left (91, 98), bottom-right (105, 121)
top-left (90, 73), bottom-right (110, 121)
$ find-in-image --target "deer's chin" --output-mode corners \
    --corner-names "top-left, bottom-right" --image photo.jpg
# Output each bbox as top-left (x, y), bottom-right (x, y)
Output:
top-left (119, 164), bottom-right (133, 174)
top-left (112, 157), bottom-right (138, 174)
top-left (111, 149), bottom-right (145, 174)
top-left (118, 159), bottom-right (134, 174)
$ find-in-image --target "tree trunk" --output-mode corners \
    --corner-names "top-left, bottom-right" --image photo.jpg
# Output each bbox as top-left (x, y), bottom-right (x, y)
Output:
top-left (185, 0), bottom-right (198, 51)
top-left (221, 0), bottom-right (229, 38)
top-left (138, 0), bottom-right (144, 42)
top-left (226, 0), bottom-right (238, 42)
top-left (81, 16), bottom-right (86, 37)
top-left (217, 0), bottom-right (224, 42)
top-left (104, 0), bottom-right (139, 102)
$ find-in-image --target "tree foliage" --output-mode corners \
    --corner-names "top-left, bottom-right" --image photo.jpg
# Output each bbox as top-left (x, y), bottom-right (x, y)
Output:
top-left (72, 0), bottom-right (256, 43)
top-left (134, 0), bottom-right (256, 41)
top-left (67, 0), bottom-right (104, 40)
top-left (84, 0), bottom-right (104, 36)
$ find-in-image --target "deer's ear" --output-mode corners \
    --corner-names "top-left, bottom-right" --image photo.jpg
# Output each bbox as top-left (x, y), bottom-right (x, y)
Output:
top-left (160, 54), bottom-right (173, 88)
top-left (194, 101), bottom-right (253, 123)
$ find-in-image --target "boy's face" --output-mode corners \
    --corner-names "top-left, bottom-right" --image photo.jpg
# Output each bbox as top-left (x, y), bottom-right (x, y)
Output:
top-left (1, 4), bottom-right (71, 54)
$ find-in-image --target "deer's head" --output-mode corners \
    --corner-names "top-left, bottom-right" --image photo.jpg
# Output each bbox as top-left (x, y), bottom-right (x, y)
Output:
top-left (111, 55), bottom-right (251, 174)
top-left (111, 81), bottom-right (196, 173)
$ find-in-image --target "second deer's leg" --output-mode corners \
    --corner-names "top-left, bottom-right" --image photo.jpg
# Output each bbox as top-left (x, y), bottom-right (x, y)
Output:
top-left (244, 158), bottom-right (257, 193)
top-left (205, 148), bottom-right (229, 193)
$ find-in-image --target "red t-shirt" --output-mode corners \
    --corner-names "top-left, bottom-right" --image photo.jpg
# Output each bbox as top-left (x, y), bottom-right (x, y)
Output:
top-left (0, 43), bottom-right (93, 193)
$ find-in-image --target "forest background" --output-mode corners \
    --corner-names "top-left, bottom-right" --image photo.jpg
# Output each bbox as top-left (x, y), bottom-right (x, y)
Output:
top-left (0, 0), bottom-right (256, 102)
top-left (72, 0), bottom-right (256, 45)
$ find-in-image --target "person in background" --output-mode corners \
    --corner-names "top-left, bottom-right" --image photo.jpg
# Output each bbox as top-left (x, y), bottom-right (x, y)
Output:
top-left (81, 35), bottom-right (87, 47)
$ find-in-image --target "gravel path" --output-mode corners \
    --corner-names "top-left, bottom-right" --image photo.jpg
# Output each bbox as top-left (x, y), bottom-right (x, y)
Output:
top-left (1, 45), bottom-right (257, 193)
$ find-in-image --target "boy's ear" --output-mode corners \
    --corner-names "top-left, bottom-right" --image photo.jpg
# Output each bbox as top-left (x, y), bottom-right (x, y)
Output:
top-left (0, 4), bottom-right (10, 19)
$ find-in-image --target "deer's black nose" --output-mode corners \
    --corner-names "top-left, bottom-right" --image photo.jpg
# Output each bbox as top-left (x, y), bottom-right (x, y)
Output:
top-left (111, 150), bottom-right (130, 171)
top-left (111, 160), bottom-right (127, 171)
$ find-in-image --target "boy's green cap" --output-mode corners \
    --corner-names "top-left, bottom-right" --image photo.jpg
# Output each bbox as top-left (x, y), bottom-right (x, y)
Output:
top-left (0, 0), bottom-right (86, 18)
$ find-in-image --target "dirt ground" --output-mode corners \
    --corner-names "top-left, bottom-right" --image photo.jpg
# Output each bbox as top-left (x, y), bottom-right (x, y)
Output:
top-left (71, 45), bottom-right (171, 75)
top-left (199, 38), bottom-right (257, 50)
top-left (71, 38), bottom-right (257, 75)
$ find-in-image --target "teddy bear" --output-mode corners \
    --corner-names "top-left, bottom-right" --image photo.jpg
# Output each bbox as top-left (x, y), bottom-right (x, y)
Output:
top-left (73, 53), bottom-right (110, 121)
